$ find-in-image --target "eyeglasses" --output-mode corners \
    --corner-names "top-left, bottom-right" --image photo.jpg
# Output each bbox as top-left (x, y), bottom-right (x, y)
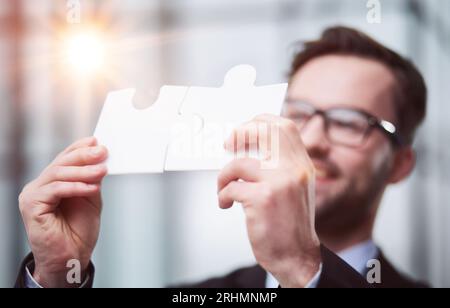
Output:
top-left (283, 100), bottom-right (403, 148)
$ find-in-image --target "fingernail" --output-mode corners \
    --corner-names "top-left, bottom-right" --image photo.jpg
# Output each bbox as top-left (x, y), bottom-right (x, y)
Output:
top-left (93, 165), bottom-right (106, 172)
top-left (91, 146), bottom-right (104, 156)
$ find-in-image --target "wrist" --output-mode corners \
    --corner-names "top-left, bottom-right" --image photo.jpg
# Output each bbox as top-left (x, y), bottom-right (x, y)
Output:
top-left (33, 265), bottom-right (88, 288)
top-left (275, 246), bottom-right (322, 288)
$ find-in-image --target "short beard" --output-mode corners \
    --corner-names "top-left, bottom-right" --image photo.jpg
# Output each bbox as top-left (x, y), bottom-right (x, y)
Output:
top-left (314, 166), bottom-right (390, 238)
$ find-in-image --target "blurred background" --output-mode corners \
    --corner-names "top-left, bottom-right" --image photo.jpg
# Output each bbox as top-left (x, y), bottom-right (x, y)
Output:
top-left (0, 0), bottom-right (449, 287)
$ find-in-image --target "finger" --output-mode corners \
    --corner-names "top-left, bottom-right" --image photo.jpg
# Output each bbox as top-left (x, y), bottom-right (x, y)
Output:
top-left (36, 182), bottom-right (100, 205)
top-left (39, 165), bottom-right (107, 186)
top-left (237, 115), bottom-right (305, 161)
top-left (224, 121), bottom-right (255, 152)
top-left (218, 181), bottom-right (257, 209)
top-left (253, 113), bottom-right (284, 123)
top-left (57, 137), bottom-right (97, 158)
top-left (218, 158), bottom-right (261, 192)
top-left (53, 146), bottom-right (108, 167)
top-left (254, 114), bottom-right (303, 146)
top-left (225, 121), bottom-right (268, 153)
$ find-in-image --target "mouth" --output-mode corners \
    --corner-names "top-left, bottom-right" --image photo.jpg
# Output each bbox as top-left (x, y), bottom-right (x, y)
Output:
top-left (315, 168), bottom-right (329, 179)
top-left (313, 161), bottom-right (338, 182)
top-left (315, 169), bottom-right (334, 183)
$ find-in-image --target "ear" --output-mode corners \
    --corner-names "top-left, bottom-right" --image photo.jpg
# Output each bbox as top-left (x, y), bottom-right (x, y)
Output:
top-left (388, 147), bottom-right (416, 184)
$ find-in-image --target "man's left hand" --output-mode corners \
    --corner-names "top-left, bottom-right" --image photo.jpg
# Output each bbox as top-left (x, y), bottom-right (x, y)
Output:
top-left (218, 114), bottom-right (321, 288)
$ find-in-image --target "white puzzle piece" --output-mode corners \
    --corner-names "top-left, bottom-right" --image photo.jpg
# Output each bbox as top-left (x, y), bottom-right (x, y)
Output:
top-left (94, 87), bottom-right (188, 174)
top-left (94, 65), bottom-right (288, 175)
top-left (165, 65), bottom-right (288, 170)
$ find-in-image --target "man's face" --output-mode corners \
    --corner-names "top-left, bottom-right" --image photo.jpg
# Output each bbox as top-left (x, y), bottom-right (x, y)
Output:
top-left (285, 55), bottom-right (399, 229)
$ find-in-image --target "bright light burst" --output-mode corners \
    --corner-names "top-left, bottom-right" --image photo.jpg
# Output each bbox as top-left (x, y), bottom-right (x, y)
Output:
top-left (64, 31), bottom-right (106, 76)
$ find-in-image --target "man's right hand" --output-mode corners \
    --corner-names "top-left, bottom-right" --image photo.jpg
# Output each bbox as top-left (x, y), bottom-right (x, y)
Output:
top-left (18, 137), bottom-right (108, 288)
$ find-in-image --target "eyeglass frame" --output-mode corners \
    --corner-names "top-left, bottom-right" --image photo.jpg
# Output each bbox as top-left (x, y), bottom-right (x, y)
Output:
top-left (283, 100), bottom-right (404, 148)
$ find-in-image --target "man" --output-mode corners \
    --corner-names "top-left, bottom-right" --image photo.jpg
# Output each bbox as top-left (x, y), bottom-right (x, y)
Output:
top-left (15, 26), bottom-right (427, 288)
top-left (192, 26), bottom-right (428, 288)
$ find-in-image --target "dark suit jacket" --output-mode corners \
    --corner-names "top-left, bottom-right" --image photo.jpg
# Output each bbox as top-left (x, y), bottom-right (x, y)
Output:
top-left (183, 249), bottom-right (427, 288)
top-left (15, 246), bottom-right (375, 288)
top-left (179, 246), bottom-right (372, 288)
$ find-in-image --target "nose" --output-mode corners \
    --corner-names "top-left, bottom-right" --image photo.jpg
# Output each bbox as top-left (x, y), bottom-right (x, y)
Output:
top-left (300, 115), bottom-right (331, 157)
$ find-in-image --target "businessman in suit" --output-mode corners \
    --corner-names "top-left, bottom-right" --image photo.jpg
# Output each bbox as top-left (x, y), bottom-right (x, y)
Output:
top-left (15, 26), bottom-right (427, 288)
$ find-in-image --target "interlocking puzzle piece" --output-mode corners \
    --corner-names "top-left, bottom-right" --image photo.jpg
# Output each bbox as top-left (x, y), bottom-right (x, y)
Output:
top-left (165, 65), bottom-right (288, 170)
top-left (94, 65), bottom-right (288, 175)
top-left (94, 86), bottom-right (188, 174)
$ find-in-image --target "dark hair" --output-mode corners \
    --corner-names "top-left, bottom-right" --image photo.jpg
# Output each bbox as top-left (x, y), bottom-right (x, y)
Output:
top-left (289, 26), bottom-right (427, 145)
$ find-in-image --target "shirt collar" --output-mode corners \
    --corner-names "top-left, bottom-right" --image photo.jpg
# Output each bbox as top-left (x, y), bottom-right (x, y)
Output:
top-left (337, 239), bottom-right (379, 275)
